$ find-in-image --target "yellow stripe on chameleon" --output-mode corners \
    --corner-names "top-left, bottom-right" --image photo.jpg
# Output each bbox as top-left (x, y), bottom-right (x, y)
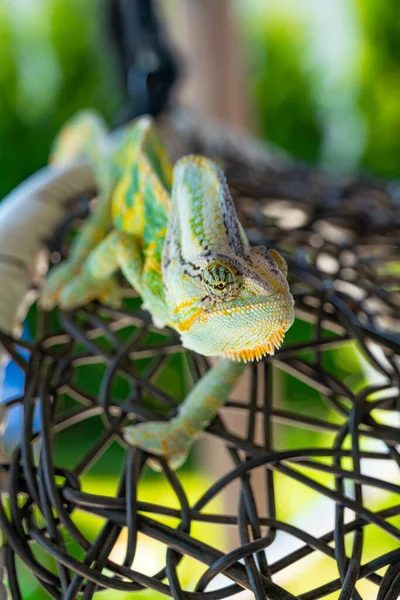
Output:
top-left (142, 228), bottom-right (167, 274)
top-left (125, 142), bottom-right (140, 166)
top-left (176, 308), bottom-right (207, 332)
top-left (121, 202), bottom-right (145, 236)
top-left (172, 299), bottom-right (195, 314)
top-left (144, 241), bottom-right (162, 275)
top-left (139, 156), bottom-right (171, 208)
top-left (112, 172), bottom-right (131, 220)
top-left (144, 259), bottom-right (161, 275)
top-left (152, 177), bottom-right (171, 208)
top-left (113, 173), bottom-right (145, 236)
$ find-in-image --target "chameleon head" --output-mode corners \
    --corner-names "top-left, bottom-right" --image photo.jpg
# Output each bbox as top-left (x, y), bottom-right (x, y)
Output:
top-left (171, 249), bottom-right (294, 361)
top-left (163, 155), bottom-right (295, 362)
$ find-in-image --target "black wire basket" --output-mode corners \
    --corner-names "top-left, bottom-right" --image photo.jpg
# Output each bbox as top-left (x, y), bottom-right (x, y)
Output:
top-left (0, 113), bottom-right (399, 600)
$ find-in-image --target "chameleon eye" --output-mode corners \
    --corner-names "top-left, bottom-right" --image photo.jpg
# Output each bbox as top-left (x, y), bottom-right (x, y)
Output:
top-left (203, 261), bottom-right (239, 301)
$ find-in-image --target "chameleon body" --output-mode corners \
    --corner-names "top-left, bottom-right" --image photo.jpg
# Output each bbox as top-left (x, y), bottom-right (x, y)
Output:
top-left (41, 111), bottom-right (295, 469)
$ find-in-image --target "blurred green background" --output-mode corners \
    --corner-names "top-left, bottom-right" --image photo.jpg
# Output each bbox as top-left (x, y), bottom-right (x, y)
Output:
top-left (2, 0), bottom-right (400, 202)
top-left (1, 0), bottom-right (399, 599)
top-left (239, 0), bottom-right (400, 176)
top-left (0, 0), bottom-right (400, 197)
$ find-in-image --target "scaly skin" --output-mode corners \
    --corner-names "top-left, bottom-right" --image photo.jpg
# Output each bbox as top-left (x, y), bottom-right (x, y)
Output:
top-left (41, 110), bottom-right (295, 470)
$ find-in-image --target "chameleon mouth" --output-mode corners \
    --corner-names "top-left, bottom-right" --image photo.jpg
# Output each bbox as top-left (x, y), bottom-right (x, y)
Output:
top-left (223, 326), bottom-right (286, 363)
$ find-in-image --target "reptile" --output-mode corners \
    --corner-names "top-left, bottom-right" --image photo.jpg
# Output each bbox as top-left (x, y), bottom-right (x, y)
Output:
top-left (41, 110), bottom-right (295, 469)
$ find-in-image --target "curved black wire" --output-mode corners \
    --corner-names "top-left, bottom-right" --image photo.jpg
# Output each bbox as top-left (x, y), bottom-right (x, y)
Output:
top-left (0, 129), bottom-right (399, 600)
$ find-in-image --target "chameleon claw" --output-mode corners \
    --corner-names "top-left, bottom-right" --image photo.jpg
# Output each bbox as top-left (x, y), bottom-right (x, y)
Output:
top-left (57, 275), bottom-right (122, 310)
top-left (39, 293), bottom-right (58, 312)
top-left (40, 260), bottom-right (81, 310)
top-left (123, 421), bottom-right (194, 471)
top-left (97, 283), bottom-right (124, 309)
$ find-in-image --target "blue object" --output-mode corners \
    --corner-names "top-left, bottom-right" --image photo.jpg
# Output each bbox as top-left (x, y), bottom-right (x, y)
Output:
top-left (0, 325), bottom-right (40, 454)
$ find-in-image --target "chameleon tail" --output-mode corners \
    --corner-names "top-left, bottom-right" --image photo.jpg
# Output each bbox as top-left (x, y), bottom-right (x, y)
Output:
top-left (50, 110), bottom-right (108, 170)
top-left (50, 110), bottom-right (115, 200)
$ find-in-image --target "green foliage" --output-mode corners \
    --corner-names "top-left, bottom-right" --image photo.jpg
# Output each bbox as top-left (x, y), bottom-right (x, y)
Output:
top-left (0, 0), bottom-right (122, 199)
top-left (356, 0), bottom-right (400, 177)
top-left (246, 16), bottom-right (322, 164)
top-left (241, 0), bottom-right (400, 177)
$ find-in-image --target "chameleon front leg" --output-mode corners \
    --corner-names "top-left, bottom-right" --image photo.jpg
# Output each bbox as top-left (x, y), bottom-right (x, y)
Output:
top-left (41, 111), bottom-right (113, 309)
top-left (53, 229), bottom-right (143, 309)
top-left (124, 359), bottom-right (247, 470)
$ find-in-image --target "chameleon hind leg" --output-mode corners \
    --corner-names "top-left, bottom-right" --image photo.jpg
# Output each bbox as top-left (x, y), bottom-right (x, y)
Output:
top-left (124, 359), bottom-right (247, 470)
top-left (56, 229), bottom-right (143, 309)
top-left (41, 198), bottom-right (114, 309)
top-left (41, 111), bottom-right (113, 309)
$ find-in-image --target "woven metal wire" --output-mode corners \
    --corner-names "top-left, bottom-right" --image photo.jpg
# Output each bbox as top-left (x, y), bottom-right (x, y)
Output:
top-left (0, 122), bottom-right (399, 600)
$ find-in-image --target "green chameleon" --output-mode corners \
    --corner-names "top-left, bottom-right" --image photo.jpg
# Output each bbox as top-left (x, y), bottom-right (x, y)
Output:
top-left (41, 110), bottom-right (295, 469)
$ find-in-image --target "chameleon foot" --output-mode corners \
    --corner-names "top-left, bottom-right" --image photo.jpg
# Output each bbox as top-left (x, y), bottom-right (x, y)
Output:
top-left (123, 421), bottom-right (195, 471)
top-left (57, 274), bottom-right (123, 310)
top-left (40, 260), bottom-right (81, 310)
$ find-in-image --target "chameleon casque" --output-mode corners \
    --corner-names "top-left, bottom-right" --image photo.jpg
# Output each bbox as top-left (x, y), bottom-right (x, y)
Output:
top-left (41, 110), bottom-right (295, 469)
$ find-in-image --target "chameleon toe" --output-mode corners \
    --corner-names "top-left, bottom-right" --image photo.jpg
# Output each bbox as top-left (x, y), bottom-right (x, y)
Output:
top-left (123, 421), bottom-right (193, 471)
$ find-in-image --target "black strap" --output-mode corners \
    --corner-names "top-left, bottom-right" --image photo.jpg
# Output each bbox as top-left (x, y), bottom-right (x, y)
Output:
top-left (106, 0), bottom-right (179, 125)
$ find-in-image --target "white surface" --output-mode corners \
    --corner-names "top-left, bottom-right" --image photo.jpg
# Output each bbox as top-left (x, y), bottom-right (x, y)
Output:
top-left (0, 161), bottom-right (95, 456)
top-left (0, 162), bottom-right (95, 335)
